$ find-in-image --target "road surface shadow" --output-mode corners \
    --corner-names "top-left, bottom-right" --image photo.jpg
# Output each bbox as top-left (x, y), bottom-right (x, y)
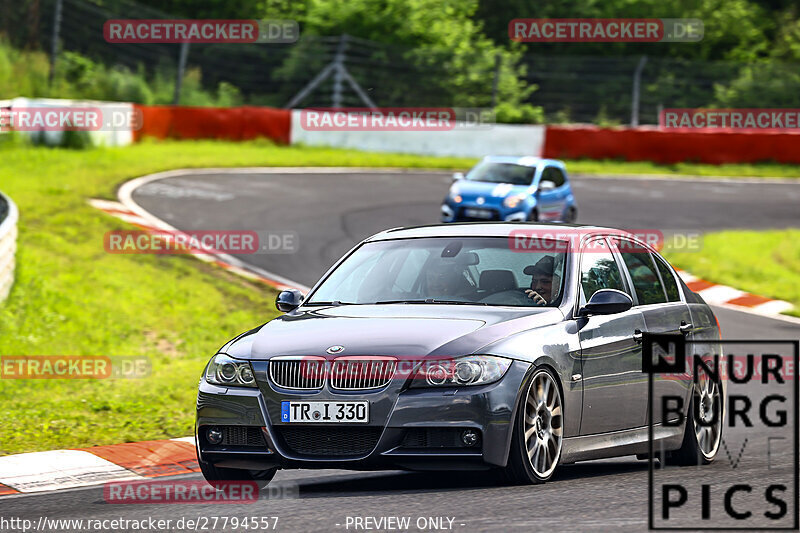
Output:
top-left (292, 460), bottom-right (650, 498)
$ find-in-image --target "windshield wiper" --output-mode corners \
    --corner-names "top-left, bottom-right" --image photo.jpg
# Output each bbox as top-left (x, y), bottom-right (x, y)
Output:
top-left (426, 299), bottom-right (489, 306)
top-left (372, 299), bottom-right (489, 306)
top-left (303, 300), bottom-right (356, 306)
top-left (372, 299), bottom-right (428, 304)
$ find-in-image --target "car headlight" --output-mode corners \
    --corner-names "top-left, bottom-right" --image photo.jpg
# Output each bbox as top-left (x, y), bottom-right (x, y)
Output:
top-left (503, 194), bottom-right (528, 209)
top-left (448, 187), bottom-right (463, 203)
top-left (205, 354), bottom-right (256, 387)
top-left (410, 355), bottom-right (512, 387)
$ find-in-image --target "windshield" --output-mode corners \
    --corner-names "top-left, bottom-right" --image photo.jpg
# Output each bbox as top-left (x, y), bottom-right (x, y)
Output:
top-left (307, 237), bottom-right (567, 307)
top-left (465, 161), bottom-right (536, 186)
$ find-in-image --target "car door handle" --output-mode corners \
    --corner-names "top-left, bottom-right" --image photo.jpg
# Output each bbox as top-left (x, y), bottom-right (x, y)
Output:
top-left (633, 329), bottom-right (643, 343)
top-left (679, 321), bottom-right (693, 335)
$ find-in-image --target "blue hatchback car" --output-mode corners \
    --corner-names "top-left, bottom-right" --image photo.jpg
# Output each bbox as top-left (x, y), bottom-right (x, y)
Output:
top-left (441, 156), bottom-right (577, 223)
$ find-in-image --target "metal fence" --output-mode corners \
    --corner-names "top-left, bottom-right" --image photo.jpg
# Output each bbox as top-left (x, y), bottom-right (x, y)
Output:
top-left (3, 0), bottom-right (799, 125)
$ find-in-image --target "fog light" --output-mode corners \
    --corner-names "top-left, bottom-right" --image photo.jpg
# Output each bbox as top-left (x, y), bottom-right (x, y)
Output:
top-left (461, 429), bottom-right (480, 447)
top-left (207, 427), bottom-right (223, 445)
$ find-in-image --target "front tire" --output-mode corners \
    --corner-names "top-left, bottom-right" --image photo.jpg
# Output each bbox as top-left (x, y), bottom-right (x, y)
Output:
top-left (503, 367), bottom-right (564, 484)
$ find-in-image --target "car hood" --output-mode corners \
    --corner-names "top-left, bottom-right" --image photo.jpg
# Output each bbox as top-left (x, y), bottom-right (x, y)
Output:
top-left (238, 305), bottom-right (564, 359)
top-left (452, 180), bottom-right (530, 203)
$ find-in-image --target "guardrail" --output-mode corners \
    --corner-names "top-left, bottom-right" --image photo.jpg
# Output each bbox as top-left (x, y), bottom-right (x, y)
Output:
top-left (0, 189), bottom-right (18, 302)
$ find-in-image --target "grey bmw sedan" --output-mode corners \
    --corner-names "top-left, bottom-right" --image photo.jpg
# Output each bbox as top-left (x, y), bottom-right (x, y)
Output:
top-left (196, 223), bottom-right (724, 486)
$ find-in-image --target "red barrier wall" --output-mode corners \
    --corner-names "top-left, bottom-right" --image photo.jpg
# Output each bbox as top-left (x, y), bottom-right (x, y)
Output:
top-left (543, 125), bottom-right (800, 165)
top-left (133, 105), bottom-right (291, 144)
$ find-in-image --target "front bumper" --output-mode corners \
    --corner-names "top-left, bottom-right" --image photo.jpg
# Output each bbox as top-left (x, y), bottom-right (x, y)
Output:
top-left (196, 360), bottom-right (531, 472)
top-left (440, 200), bottom-right (529, 223)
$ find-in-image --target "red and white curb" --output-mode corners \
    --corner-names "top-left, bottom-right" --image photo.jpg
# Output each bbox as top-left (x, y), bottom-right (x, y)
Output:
top-left (0, 437), bottom-right (198, 495)
top-left (89, 198), bottom-right (307, 292)
top-left (674, 268), bottom-right (794, 317)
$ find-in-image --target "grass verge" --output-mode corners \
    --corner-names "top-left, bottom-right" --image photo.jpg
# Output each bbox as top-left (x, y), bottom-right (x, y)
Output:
top-left (663, 230), bottom-right (800, 318)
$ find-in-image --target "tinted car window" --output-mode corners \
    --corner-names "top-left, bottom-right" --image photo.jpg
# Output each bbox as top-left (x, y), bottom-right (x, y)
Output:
top-left (544, 167), bottom-right (566, 187)
top-left (653, 253), bottom-right (681, 302)
top-left (616, 242), bottom-right (667, 305)
top-left (579, 239), bottom-right (625, 301)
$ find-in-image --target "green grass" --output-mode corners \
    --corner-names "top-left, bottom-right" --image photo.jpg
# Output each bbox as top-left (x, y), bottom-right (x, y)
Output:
top-left (663, 230), bottom-right (800, 318)
top-left (0, 140), bottom-right (477, 456)
top-left (565, 159), bottom-right (800, 179)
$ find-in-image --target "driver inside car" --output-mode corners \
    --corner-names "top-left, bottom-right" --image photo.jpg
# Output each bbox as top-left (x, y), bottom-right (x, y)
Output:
top-left (425, 263), bottom-right (470, 299)
top-left (524, 256), bottom-right (559, 306)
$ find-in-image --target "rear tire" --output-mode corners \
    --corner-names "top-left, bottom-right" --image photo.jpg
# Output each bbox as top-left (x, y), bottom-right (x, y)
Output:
top-left (666, 365), bottom-right (723, 466)
top-left (502, 367), bottom-right (564, 484)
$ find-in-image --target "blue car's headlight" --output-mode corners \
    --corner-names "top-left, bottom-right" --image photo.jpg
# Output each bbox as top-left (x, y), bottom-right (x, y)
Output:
top-left (205, 354), bottom-right (256, 387)
top-left (503, 194), bottom-right (528, 209)
top-left (410, 355), bottom-right (512, 387)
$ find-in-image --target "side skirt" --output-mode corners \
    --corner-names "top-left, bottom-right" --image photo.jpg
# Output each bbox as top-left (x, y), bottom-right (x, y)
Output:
top-left (561, 423), bottom-right (684, 464)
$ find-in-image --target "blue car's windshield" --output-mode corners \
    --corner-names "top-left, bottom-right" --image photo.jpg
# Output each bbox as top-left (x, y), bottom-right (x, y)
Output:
top-left (307, 237), bottom-right (567, 307)
top-left (466, 162), bottom-right (535, 186)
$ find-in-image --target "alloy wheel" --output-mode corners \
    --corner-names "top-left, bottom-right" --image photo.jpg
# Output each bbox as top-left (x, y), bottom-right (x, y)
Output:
top-left (693, 367), bottom-right (722, 459)
top-left (523, 370), bottom-right (563, 479)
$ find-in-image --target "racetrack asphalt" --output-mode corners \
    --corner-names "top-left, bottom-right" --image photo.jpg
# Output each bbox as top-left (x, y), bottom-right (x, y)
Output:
top-left (5, 170), bottom-right (798, 532)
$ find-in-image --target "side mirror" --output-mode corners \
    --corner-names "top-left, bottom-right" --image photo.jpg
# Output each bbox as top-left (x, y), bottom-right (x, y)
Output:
top-left (538, 180), bottom-right (556, 191)
top-left (276, 289), bottom-right (304, 312)
top-left (579, 289), bottom-right (632, 316)
top-left (452, 172), bottom-right (464, 182)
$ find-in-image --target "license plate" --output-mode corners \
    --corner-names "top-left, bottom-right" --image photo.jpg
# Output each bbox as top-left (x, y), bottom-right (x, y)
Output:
top-left (281, 401), bottom-right (369, 423)
top-left (464, 208), bottom-right (493, 219)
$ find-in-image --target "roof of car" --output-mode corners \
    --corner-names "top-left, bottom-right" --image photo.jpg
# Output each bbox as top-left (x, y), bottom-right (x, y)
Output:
top-left (482, 156), bottom-right (564, 168)
top-left (368, 222), bottom-right (631, 241)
